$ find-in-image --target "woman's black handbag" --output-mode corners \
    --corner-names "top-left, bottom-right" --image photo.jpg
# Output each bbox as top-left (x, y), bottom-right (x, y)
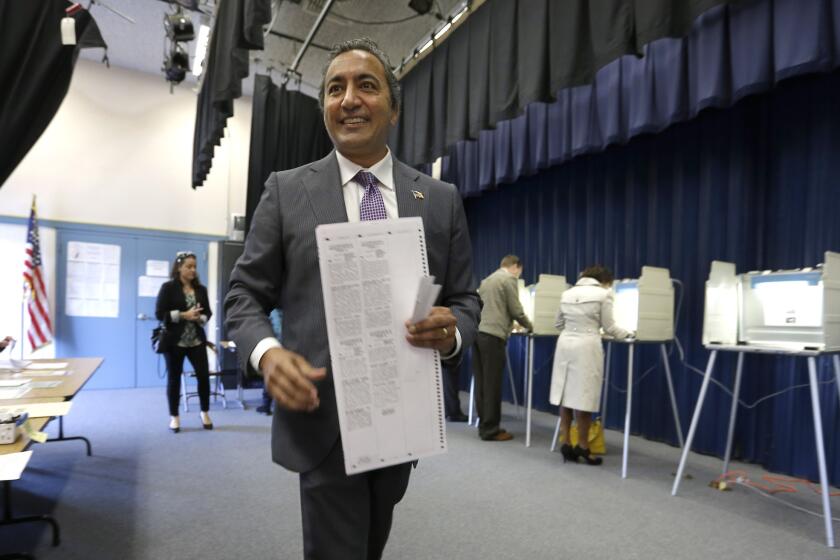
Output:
top-left (151, 323), bottom-right (168, 354)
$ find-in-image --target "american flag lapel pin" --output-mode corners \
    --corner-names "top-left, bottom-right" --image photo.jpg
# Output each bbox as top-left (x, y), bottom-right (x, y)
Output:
top-left (411, 190), bottom-right (424, 200)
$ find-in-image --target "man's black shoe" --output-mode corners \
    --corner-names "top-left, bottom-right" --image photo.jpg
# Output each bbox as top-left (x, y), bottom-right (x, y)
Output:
top-left (256, 404), bottom-right (272, 415)
top-left (446, 413), bottom-right (469, 422)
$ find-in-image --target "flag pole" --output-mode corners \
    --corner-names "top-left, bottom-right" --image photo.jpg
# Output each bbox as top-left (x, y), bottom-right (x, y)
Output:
top-left (20, 297), bottom-right (25, 360)
top-left (20, 194), bottom-right (35, 359)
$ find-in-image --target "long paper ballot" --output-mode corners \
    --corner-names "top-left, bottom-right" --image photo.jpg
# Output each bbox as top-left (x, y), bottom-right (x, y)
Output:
top-left (316, 217), bottom-right (446, 474)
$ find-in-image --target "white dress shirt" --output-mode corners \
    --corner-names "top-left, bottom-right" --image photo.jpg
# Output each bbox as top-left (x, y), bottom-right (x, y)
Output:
top-left (250, 149), bottom-right (461, 371)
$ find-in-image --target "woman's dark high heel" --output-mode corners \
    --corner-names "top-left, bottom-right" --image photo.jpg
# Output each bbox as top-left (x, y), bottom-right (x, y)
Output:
top-left (560, 443), bottom-right (578, 463)
top-left (574, 445), bottom-right (603, 466)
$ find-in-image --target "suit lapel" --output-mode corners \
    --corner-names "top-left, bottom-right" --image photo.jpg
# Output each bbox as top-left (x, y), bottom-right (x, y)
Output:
top-left (393, 159), bottom-right (426, 221)
top-left (303, 151), bottom-right (348, 225)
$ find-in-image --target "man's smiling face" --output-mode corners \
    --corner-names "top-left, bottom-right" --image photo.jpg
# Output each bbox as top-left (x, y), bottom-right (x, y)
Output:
top-left (322, 49), bottom-right (398, 167)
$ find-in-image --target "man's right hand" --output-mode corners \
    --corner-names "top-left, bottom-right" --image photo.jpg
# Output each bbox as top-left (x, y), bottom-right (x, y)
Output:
top-left (259, 347), bottom-right (327, 412)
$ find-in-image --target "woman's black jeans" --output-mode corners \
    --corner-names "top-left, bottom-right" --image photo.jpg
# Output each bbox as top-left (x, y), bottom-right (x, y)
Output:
top-left (164, 344), bottom-right (210, 415)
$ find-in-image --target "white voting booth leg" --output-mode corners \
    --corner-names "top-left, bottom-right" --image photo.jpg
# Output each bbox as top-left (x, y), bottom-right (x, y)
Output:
top-left (505, 346), bottom-right (521, 418)
top-left (807, 357), bottom-right (835, 548)
top-left (601, 343), bottom-right (613, 427)
top-left (672, 350), bottom-right (718, 496)
top-left (721, 352), bottom-right (745, 476)
top-left (621, 344), bottom-right (634, 479)
top-left (660, 344), bottom-right (685, 448)
top-left (525, 336), bottom-right (535, 447)
top-left (468, 375), bottom-right (476, 426)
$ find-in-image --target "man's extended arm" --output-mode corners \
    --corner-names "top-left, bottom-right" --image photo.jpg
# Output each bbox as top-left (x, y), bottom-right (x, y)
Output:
top-left (224, 175), bottom-right (326, 412)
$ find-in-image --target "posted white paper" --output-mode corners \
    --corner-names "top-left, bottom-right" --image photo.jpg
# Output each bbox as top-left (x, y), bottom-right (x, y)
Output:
top-left (316, 217), bottom-right (446, 475)
top-left (0, 451), bottom-right (32, 482)
top-left (65, 241), bottom-right (120, 318)
top-left (138, 275), bottom-right (168, 298)
top-left (146, 260), bottom-right (170, 277)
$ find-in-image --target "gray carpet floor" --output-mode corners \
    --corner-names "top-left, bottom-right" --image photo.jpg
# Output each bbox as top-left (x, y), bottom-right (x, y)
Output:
top-left (4, 387), bottom-right (839, 559)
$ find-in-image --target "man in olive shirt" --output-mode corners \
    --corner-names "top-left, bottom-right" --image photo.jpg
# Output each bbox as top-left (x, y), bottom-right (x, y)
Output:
top-left (473, 255), bottom-right (533, 441)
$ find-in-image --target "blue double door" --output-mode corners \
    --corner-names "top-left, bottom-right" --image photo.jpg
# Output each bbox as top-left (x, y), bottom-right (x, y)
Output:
top-left (56, 228), bottom-right (210, 389)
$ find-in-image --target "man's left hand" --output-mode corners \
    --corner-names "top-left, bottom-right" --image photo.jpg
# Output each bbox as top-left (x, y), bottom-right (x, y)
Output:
top-left (405, 306), bottom-right (457, 354)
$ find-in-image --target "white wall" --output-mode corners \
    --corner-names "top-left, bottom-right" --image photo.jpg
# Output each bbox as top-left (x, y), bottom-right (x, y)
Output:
top-left (0, 59), bottom-right (251, 236)
top-left (0, 60), bottom-right (252, 358)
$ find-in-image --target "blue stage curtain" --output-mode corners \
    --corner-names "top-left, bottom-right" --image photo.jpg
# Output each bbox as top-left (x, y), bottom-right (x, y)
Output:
top-left (441, 0), bottom-right (840, 196)
top-left (393, 0), bottom-right (740, 169)
top-left (463, 69), bottom-right (840, 485)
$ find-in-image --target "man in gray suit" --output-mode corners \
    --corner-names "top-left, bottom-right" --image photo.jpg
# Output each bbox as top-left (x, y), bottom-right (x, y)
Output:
top-left (224, 38), bottom-right (480, 559)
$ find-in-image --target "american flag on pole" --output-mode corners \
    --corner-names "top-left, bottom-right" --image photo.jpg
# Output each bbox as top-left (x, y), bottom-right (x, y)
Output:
top-left (23, 196), bottom-right (53, 351)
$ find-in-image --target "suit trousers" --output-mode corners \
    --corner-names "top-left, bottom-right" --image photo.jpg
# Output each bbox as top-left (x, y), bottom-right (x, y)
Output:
top-left (442, 363), bottom-right (463, 418)
top-left (299, 439), bottom-right (412, 560)
top-left (164, 344), bottom-right (210, 415)
top-left (472, 332), bottom-right (507, 439)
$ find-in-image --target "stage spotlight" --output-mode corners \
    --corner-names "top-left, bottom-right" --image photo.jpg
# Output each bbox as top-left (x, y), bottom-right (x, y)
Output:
top-left (164, 43), bottom-right (190, 84)
top-left (164, 8), bottom-right (195, 42)
top-left (409, 0), bottom-right (433, 15)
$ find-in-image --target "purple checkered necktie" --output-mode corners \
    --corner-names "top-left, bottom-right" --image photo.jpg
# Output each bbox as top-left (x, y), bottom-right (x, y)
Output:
top-left (355, 171), bottom-right (388, 221)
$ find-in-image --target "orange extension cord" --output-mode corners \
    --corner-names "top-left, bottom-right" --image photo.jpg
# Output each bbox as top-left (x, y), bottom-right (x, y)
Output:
top-left (715, 470), bottom-right (840, 497)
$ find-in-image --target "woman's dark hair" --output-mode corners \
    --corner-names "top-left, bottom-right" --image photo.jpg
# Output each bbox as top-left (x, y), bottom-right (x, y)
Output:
top-left (580, 265), bottom-right (614, 285)
top-left (170, 252), bottom-right (201, 288)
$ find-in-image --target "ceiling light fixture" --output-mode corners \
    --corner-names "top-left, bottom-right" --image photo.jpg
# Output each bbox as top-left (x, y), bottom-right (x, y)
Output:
top-left (162, 6), bottom-right (196, 91)
top-left (418, 38), bottom-right (434, 55)
top-left (164, 8), bottom-right (195, 42)
top-left (192, 24), bottom-right (211, 77)
top-left (408, 0), bottom-right (433, 15)
top-left (433, 21), bottom-right (451, 40)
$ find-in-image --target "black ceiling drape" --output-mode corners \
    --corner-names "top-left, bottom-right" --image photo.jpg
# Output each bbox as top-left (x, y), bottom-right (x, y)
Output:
top-left (0, 2), bottom-right (106, 188)
top-left (192, 0), bottom-right (271, 188)
top-left (245, 75), bottom-right (332, 236)
top-left (391, 0), bottom-right (739, 167)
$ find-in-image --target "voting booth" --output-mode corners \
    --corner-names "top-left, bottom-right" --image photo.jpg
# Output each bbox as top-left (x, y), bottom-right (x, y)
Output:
top-left (519, 274), bottom-right (569, 335)
top-left (553, 266), bottom-right (682, 478)
top-left (612, 266), bottom-right (675, 341)
top-left (702, 251), bottom-right (840, 351)
top-left (675, 251), bottom-right (840, 548)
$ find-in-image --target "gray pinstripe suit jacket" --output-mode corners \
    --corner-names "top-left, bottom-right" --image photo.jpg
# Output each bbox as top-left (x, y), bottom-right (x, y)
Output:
top-left (224, 151), bottom-right (480, 473)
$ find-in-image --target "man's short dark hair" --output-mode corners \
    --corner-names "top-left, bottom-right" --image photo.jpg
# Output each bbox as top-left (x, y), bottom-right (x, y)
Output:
top-left (580, 265), bottom-right (614, 285)
top-left (500, 255), bottom-right (522, 269)
top-left (318, 37), bottom-right (401, 114)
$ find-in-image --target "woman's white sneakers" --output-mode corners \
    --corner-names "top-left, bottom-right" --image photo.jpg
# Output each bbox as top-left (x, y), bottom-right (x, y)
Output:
top-left (169, 416), bottom-right (181, 434)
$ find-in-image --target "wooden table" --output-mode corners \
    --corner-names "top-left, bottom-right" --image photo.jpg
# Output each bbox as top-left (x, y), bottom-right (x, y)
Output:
top-left (0, 358), bottom-right (103, 457)
top-left (0, 357), bottom-right (102, 551)
top-left (0, 358), bottom-right (103, 404)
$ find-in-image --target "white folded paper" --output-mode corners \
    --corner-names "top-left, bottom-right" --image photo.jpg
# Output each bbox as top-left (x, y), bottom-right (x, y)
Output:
top-left (0, 451), bottom-right (32, 482)
top-left (24, 362), bottom-right (69, 371)
top-left (410, 276), bottom-right (442, 323)
top-left (0, 401), bottom-right (72, 418)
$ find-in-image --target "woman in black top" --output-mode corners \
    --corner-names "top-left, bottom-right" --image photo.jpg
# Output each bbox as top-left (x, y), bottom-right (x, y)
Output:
top-left (155, 252), bottom-right (213, 432)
